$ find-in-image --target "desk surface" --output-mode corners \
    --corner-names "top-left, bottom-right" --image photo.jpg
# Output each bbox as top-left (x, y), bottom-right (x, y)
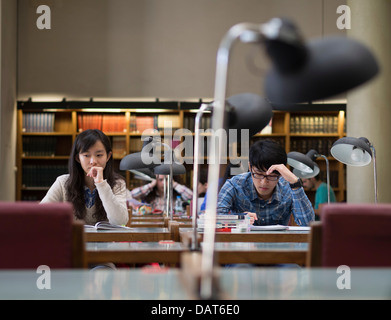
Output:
top-left (85, 228), bottom-right (171, 242)
top-left (86, 241), bottom-right (186, 265)
top-left (180, 228), bottom-right (310, 244)
top-left (84, 241), bottom-right (307, 266)
top-left (1, 268), bottom-right (390, 300)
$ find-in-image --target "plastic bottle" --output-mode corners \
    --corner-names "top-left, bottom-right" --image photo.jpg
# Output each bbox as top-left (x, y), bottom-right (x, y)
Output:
top-left (175, 196), bottom-right (183, 215)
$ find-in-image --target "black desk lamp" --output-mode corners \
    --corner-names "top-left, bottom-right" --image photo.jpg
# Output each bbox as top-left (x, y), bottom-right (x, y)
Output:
top-left (330, 137), bottom-right (377, 203)
top-left (200, 17), bottom-right (378, 299)
top-left (288, 149), bottom-right (330, 204)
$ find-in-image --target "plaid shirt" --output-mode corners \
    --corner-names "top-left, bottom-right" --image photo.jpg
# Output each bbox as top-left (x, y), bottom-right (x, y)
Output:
top-left (217, 172), bottom-right (314, 226)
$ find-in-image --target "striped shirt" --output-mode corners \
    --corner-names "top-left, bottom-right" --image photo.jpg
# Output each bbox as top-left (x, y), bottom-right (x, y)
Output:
top-left (217, 172), bottom-right (314, 226)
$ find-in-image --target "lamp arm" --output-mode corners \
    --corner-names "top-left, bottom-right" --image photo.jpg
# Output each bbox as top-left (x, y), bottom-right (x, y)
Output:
top-left (201, 22), bottom-right (264, 299)
top-left (153, 141), bottom-right (174, 219)
top-left (370, 144), bottom-right (378, 204)
top-left (191, 103), bottom-right (210, 251)
top-left (317, 154), bottom-right (330, 204)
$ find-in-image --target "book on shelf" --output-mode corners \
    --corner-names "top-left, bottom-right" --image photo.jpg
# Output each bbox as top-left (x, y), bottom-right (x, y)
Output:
top-left (84, 221), bottom-right (131, 230)
top-left (22, 136), bottom-right (57, 156)
top-left (22, 164), bottom-right (68, 188)
top-left (78, 114), bottom-right (103, 131)
top-left (101, 114), bottom-right (127, 132)
top-left (157, 114), bottom-right (180, 129)
top-left (134, 116), bottom-right (156, 133)
top-left (290, 115), bottom-right (339, 134)
top-left (112, 136), bottom-right (127, 158)
top-left (23, 113), bottom-right (55, 132)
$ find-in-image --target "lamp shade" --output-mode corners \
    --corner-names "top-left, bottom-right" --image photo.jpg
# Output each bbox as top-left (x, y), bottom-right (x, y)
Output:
top-left (225, 93), bottom-right (273, 136)
top-left (293, 164), bottom-right (320, 179)
top-left (330, 137), bottom-right (372, 166)
top-left (288, 149), bottom-right (321, 178)
top-left (265, 36), bottom-right (379, 104)
top-left (119, 151), bottom-right (160, 170)
top-left (153, 163), bottom-right (186, 175)
top-left (119, 137), bottom-right (161, 170)
top-left (287, 151), bottom-right (316, 174)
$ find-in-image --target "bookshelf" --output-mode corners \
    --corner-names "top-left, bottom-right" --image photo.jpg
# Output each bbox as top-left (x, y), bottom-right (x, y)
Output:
top-left (16, 100), bottom-right (346, 203)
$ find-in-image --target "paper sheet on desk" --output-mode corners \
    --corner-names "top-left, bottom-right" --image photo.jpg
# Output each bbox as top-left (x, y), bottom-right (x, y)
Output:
top-left (250, 225), bottom-right (288, 231)
top-left (287, 226), bottom-right (311, 231)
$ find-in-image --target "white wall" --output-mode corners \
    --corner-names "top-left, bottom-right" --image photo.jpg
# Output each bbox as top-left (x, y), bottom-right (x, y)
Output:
top-left (17, 0), bottom-right (346, 100)
top-left (0, 0), bottom-right (17, 201)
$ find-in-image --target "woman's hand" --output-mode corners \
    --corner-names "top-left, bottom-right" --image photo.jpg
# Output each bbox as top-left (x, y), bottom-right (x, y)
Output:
top-left (87, 166), bottom-right (104, 184)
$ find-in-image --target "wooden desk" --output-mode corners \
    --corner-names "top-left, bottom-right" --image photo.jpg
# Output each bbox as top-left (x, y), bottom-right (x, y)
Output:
top-left (130, 221), bottom-right (165, 228)
top-left (213, 242), bottom-right (308, 265)
top-left (180, 228), bottom-right (310, 246)
top-left (85, 228), bottom-right (172, 242)
top-left (131, 216), bottom-right (165, 222)
top-left (85, 241), bottom-right (306, 266)
top-left (86, 242), bottom-right (187, 265)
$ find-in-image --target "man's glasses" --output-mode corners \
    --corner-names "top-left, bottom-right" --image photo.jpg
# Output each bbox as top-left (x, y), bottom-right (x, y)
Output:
top-left (251, 170), bottom-right (280, 181)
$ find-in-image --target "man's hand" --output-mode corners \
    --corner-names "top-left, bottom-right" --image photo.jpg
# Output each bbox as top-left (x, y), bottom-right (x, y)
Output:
top-left (266, 164), bottom-right (299, 184)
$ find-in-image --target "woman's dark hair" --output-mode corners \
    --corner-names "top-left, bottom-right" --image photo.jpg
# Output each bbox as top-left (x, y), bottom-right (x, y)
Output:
top-left (249, 139), bottom-right (287, 171)
top-left (66, 129), bottom-right (123, 221)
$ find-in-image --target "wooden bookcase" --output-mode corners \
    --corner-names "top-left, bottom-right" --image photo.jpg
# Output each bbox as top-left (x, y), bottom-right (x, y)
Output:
top-left (16, 100), bottom-right (346, 203)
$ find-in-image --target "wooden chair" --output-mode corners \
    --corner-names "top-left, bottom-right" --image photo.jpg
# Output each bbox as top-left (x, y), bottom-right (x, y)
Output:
top-left (0, 201), bottom-right (85, 269)
top-left (307, 203), bottom-right (391, 267)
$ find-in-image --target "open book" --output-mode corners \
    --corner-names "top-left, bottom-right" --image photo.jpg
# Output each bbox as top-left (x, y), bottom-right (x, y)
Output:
top-left (84, 221), bottom-right (131, 230)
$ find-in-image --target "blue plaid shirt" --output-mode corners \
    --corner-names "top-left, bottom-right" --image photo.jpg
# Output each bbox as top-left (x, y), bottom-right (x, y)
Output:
top-left (217, 172), bottom-right (314, 226)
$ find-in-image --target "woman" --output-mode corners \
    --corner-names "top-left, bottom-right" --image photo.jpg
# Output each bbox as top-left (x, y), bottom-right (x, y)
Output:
top-left (41, 129), bottom-right (128, 226)
top-left (129, 174), bottom-right (192, 212)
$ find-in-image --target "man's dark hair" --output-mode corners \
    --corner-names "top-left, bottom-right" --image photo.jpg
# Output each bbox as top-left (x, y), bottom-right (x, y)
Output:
top-left (249, 139), bottom-right (287, 171)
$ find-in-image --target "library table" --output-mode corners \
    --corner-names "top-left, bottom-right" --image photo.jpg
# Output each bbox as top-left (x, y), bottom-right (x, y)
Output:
top-left (86, 241), bottom-right (187, 265)
top-left (213, 242), bottom-right (308, 265)
top-left (1, 268), bottom-right (390, 300)
top-left (130, 217), bottom-right (164, 223)
top-left (85, 241), bottom-right (307, 266)
top-left (84, 228), bottom-right (172, 242)
top-left (129, 221), bottom-right (166, 228)
top-left (180, 228), bottom-right (310, 246)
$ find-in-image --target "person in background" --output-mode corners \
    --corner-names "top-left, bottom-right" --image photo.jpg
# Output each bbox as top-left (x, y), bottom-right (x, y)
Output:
top-left (302, 174), bottom-right (336, 220)
top-left (129, 174), bottom-right (192, 211)
top-left (217, 139), bottom-right (315, 226)
top-left (41, 129), bottom-right (128, 226)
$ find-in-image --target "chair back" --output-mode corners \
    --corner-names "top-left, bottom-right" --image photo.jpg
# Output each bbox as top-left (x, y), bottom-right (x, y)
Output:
top-left (308, 203), bottom-right (391, 267)
top-left (0, 201), bottom-right (84, 269)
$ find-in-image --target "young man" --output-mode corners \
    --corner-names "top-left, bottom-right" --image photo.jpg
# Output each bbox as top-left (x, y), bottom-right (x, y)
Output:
top-left (302, 175), bottom-right (336, 218)
top-left (217, 139), bottom-right (314, 226)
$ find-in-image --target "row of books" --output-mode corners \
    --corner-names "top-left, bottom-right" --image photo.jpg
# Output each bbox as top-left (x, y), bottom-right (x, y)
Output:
top-left (290, 138), bottom-right (337, 157)
top-left (22, 165), bottom-right (68, 188)
top-left (78, 114), bottom-right (127, 132)
top-left (23, 113), bottom-right (55, 132)
top-left (22, 136), bottom-right (57, 156)
top-left (290, 115), bottom-right (339, 134)
top-left (182, 114), bottom-right (211, 132)
top-left (129, 115), bottom-right (181, 133)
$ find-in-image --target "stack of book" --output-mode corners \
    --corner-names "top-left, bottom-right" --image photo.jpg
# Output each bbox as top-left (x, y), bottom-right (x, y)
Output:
top-left (197, 215), bottom-right (247, 232)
